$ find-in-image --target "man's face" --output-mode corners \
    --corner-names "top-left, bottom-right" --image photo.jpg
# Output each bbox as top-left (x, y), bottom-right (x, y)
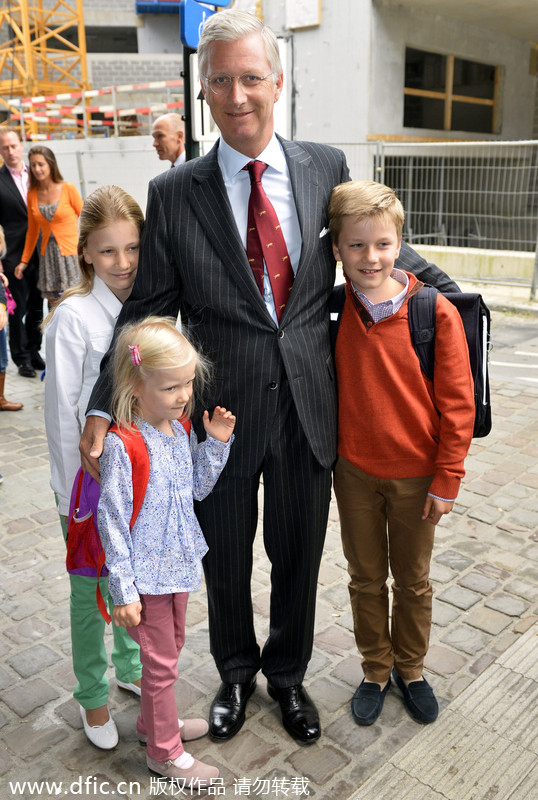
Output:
top-left (201, 32), bottom-right (283, 159)
top-left (151, 119), bottom-right (185, 163)
top-left (0, 132), bottom-right (25, 171)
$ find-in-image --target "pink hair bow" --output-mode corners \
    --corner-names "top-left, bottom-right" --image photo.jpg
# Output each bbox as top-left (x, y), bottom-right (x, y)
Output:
top-left (129, 344), bottom-right (142, 366)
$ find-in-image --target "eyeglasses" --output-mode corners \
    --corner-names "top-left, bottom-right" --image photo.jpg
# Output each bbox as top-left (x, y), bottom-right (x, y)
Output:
top-left (204, 73), bottom-right (274, 95)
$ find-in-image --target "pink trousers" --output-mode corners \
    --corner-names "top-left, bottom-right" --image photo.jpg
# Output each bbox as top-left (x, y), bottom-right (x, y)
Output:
top-left (127, 592), bottom-right (189, 762)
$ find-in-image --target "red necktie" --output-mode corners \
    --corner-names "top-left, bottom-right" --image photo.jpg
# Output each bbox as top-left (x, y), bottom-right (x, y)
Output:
top-left (245, 160), bottom-right (294, 322)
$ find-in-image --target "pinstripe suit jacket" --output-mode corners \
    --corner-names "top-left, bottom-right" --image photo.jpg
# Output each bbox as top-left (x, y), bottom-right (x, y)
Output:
top-left (89, 137), bottom-right (457, 475)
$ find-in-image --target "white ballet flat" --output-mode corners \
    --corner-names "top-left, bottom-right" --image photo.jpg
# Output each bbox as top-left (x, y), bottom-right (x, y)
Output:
top-left (117, 679), bottom-right (142, 697)
top-left (80, 706), bottom-right (119, 750)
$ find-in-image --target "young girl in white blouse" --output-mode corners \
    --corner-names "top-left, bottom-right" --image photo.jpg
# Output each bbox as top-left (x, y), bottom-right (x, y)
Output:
top-left (44, 185), bottom-right (144, 749)
top-left (97, 316), bottom-right (235, 789)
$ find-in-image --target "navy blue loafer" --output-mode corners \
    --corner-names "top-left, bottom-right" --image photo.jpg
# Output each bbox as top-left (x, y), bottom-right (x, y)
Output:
top-left (350, 677), bottom-right (391, 726)
top-left (392, 670), bottom-right (438, 723)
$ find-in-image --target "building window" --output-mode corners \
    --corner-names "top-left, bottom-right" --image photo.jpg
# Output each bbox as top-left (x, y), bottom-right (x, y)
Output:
top-left (404, 48), bottom-right (499, 134)
top-left (56, 26), bottom-right (138, 53)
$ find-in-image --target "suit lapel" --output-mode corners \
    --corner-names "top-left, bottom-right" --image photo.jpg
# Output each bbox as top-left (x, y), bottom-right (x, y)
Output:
top-left (188, 143), bottom-right (268, 317)
top-left (279, 138), bottom-right (322, 319)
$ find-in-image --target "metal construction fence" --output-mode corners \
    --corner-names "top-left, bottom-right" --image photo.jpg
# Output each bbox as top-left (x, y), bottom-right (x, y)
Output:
top-left (337, 140), bottom-right (538, 253)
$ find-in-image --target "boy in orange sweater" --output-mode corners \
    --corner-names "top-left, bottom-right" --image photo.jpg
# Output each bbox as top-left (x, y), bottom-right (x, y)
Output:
top-left (329, 181), bottom-right (474, 726)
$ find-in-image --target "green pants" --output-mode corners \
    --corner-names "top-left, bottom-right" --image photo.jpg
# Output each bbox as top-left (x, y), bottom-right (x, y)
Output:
top-left (60, 512), bottom-right (142, 709)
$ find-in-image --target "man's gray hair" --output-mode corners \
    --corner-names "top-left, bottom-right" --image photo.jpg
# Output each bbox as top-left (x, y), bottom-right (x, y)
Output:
top-left (198, 9), bottom-right (282, 79)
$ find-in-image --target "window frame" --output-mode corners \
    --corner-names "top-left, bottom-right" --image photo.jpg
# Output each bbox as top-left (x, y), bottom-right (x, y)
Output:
top-left (404, 49), bottom-right (500, 134)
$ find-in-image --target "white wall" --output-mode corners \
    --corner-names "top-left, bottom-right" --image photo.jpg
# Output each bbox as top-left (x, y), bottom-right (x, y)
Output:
top-left (27, 137), bottom-right (163, 213)
top-left (263, 0), bottom-right (535, 143)
top-left (264, 0), bottom-right (373, 144)
top-left (372, 0), bottom-right (535, 140)
top-left (137, 14), bottom-right (182, 55)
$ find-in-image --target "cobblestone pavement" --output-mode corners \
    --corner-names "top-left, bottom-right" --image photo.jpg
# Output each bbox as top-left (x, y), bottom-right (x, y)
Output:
top-left (0, 303), bottom-right (537, 800)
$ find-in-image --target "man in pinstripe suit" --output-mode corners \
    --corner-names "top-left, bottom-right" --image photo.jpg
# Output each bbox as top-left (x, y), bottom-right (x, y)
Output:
top-left (81, 10), bottom-right (459, 744)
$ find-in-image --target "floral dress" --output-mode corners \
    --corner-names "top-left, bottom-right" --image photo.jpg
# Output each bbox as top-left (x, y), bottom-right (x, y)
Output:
top-left (37, 201), bottom-right (81, 300)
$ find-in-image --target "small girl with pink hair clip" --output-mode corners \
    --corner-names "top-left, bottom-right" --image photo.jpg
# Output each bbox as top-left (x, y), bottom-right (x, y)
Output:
top-left (97, 315), bottom-right (235, 789)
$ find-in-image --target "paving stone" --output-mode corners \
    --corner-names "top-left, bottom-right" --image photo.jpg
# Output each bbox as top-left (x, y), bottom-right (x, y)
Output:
top-left (311, 677), bottom-right (353, 713)
top-left (434, 550), bottom-right (474, 571)
top-left (475, 562), bottom-right (512, 581)
top-left (2, 677), bottom-right (60, 717)
top-left (432, 603), bottom-right (459, 627)
top-left (216, 730), bottom-right (281, 772)
top-left (513, 615), bottom-right (538, 634)
top-left (0, 748), bottom-right (14, 778)
top-left (458, 571), bottom-right (499, 595)
top-left (8, 643), bottom-right (63, 678)
top-left (441, 624), bottom-right (491, 655)
top-left (466, 606), bottom-right (512, 635)
top-left (485, 594), bottom-right (530, 616)
top-left (424, 644), bottom-right (467, 676)
top-left (468, 505), bottom-right (505, 524)
top-left (331, 655), bottom-right (363, 688)
top-left (504, 579), bottom-right (538, 603)
top-left (429, 562), bottom-right (457, 584)
top-left (288, 743), bottom-right (351, 784)
top-left (2, 594), bottom-right (43, 621)
top-left (507, 508), bottom-right (538, 529)
top-left (5, 517), bottom-right (35, 534)
top-left (315, 625), bottom-right (356, 656)
top-left (437, 585), bottom-right (482, 610)
top-left (470, 653), bottom-right (497, 676)
top-left (4, 721), bottom-right (69, 759)
top-left (464, 480), bottom-right (498, 497)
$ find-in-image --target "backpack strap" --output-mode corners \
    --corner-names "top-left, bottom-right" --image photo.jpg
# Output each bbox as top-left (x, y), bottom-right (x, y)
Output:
top-left (109, 423), bottom-right (150, 529)
top-left (408, 285), bottom-right (437, 381)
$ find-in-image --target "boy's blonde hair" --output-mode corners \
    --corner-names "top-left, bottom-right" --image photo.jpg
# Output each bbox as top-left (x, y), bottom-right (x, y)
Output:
top-left (328, 180), bottom-right (405, 242)
top-left (43, 185), bottom-right (144, 328)
top-left (111, 316), bottom-right (211, 429)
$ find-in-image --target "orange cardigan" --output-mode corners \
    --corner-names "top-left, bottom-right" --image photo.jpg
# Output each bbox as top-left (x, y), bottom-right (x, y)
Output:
top-left (335, 272), bottom-right (475, 500)
top-left (21, 182), bottom-right (83, 263)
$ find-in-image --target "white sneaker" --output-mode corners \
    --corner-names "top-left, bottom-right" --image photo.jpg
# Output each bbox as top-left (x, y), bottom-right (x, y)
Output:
top-left (80, 706), bottom-right (119, 750)
top-left (117, 679), bottom-right (141, 696)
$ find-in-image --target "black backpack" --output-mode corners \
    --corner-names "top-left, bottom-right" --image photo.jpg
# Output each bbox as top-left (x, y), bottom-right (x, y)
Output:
top-left (329, 284), bottom-right (492, 438)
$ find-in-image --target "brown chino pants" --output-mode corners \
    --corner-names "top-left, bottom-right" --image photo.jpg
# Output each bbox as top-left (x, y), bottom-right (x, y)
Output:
top-left (334, 456), bottom-right (435, 683)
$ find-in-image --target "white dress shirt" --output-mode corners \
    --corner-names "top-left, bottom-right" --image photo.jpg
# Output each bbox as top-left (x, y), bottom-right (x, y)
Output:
top-left (44, 275), bottom-right (123, 514)
top-left (217, 135), bottom-right (302, 324)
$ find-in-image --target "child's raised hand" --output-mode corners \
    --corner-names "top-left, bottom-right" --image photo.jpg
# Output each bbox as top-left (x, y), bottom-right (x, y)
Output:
top-left (112, 601), bottom-right (142, 628)
top-left (203, 406), bottom-right (236, 443)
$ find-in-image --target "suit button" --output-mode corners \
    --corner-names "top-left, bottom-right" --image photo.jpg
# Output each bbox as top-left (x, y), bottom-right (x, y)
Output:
top-left (269, 381), bottom-right (278, 390)
top-left (278, 330), bottom-right (285, 339)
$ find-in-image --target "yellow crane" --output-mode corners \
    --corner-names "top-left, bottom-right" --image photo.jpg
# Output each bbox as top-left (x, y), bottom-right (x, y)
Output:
top-left (0, 0), bottom-right (90, 136)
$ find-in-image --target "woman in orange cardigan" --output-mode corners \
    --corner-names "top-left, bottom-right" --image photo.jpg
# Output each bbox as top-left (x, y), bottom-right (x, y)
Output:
top-left (15, 146), bottom-right (83, 306)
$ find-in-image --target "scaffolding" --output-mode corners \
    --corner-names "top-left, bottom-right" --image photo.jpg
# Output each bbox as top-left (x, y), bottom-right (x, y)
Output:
top-left (0, 0), bottom-right (90, 136)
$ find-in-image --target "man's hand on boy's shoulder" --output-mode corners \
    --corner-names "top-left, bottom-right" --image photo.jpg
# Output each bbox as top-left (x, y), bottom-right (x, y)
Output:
top-left (422, 495), bottom-right (454, 525)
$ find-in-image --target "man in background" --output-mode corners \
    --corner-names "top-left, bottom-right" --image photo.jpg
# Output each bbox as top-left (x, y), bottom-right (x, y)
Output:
top-left (151, 113), bottom-right (186, 167)
top-left (0, 129), bottom-right (43, 378)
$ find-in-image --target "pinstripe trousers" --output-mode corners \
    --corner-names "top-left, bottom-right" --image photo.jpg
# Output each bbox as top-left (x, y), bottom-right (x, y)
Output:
top-left (198, 376), bottom-right (332, 687)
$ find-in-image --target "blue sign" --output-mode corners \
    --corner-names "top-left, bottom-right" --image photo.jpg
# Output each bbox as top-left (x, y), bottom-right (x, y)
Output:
top-left (180, 0), bottom-right (218, 50)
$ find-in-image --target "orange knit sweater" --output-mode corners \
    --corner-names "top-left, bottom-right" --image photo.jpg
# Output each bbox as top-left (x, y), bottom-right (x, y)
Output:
top-left (335, 272), bottom-right (474, 500)
top-left (21, 182), bottom-right (83, 263)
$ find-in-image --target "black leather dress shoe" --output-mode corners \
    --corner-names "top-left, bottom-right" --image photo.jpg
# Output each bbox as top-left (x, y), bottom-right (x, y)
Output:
top-left (31, 354), bottom-right (45, 371)
top-left (267, 683), bottom-right (320, 743)
top-left (209, 677), bottom-right (257, 740)
top-left (18, 362), bottom-right (36, 378)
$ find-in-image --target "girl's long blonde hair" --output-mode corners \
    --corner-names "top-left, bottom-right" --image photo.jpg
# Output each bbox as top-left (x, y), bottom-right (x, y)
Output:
top-left (111, 316), bottom-right (211, 429)
top-left (42, 185), bottom-right (144, 328)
